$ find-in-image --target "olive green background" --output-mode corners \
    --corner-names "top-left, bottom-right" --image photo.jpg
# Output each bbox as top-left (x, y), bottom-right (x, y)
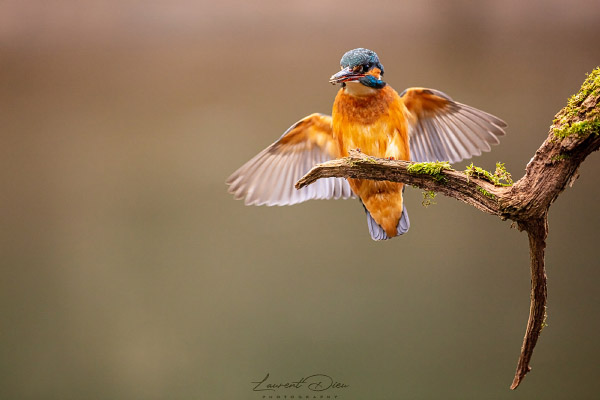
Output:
top-left (2, 1), bottom-right (599, 399)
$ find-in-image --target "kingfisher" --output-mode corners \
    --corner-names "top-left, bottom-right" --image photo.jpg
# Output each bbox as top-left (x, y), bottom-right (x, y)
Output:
top-left (227, 48), bottom-right (506, 240)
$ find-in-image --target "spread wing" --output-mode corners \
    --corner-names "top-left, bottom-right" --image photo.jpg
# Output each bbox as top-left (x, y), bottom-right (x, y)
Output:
top-left (400, 88), bottom-right (507, 163)
top-left (226, 113), bottom-right (354, 206)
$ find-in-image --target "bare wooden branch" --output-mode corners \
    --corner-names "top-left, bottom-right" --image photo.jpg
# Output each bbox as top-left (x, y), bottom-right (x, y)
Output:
top-left (296, 151), bottom-right (509, 216)
top-left (296, 69), bottom-right (600, 389)
top-left (511, 216), bottom-right (548, 390)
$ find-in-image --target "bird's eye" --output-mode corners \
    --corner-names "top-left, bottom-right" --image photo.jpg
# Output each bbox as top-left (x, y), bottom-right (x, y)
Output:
top-left (363, 63), bottom-right (371, 73)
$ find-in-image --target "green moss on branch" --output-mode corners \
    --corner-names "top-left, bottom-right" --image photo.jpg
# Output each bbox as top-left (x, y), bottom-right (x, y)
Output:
top-left (465, 163), bottom-right (513, 186)
top-left (421, 190), bottom-right (437, 207)
top-left (407, 161), bottom-right (453, 183)
top-left (565, 67), bottom-right (600, 110)
top-left (478, 187), bottom-right (496, 199)
top-left (553, 67), bottom-right (600, 139)
top-left (554, 120), bottom-right (600, 139)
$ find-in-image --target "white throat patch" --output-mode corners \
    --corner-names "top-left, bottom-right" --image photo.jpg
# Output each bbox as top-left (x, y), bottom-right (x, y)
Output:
top-left (344, 81), bottom-right (378, 97)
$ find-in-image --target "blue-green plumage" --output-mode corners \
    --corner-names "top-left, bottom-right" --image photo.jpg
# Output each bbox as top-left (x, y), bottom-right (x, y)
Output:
top-left (340, 48), bottom-right (385, 75)
top-left (358, 75), bottom-right (386, 89)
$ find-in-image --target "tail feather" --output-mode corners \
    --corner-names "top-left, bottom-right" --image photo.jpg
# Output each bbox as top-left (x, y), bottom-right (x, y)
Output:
top-left (397, 205), bottom-right (410, 235)
top-left (364, 203), bottom-right (410, 241)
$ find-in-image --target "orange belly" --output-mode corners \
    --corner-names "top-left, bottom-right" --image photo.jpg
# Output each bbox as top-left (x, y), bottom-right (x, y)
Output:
top-left (332, 86), bottom-right (410, 236)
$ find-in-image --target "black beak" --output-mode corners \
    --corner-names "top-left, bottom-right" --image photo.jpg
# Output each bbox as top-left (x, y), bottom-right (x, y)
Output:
top-left (329, 67), bottom-right (364, 85)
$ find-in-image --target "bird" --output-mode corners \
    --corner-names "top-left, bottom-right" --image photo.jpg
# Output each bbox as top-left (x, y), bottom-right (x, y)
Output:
top-left (226, 48), bottom-right (506, 240)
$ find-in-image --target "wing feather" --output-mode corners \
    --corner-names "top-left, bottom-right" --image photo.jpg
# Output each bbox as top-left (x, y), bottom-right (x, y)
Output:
top-left (401, 88), bottom-right (506, 163)
top-left (226, 113), bottom-right (354, 205)
top-left (438, 114), bottom-right (480, 156)
top-left (423, 118), bottom-right (446, 161)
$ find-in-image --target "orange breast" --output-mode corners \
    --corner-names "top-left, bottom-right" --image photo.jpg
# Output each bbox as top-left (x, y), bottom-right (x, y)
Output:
top-left (332, 85), bottom-right (410, 237)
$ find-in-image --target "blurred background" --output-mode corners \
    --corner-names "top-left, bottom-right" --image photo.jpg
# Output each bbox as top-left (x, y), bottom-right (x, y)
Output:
top-left (1, 1), bottom-right (599, 399)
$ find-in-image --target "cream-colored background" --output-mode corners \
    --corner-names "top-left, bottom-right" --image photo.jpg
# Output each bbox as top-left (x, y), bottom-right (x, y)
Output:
top-left (2, 1), bottom-right (599, 398)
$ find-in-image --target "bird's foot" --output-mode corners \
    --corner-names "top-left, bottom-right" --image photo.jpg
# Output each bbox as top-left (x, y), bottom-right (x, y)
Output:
top-left (386, 156), bottom-right (396, 160)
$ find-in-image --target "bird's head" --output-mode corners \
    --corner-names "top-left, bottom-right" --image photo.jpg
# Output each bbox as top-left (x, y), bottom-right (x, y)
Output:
top-left (329, 48), bottom-right (386, 91)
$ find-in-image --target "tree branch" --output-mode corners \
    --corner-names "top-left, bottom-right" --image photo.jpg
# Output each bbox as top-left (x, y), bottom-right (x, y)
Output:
top-left (510, 216), bottom-right (548, 390)
top-left (295, 68), bottom-right (600, 389)
top-left (296, 152), bottom-right (510, 216)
